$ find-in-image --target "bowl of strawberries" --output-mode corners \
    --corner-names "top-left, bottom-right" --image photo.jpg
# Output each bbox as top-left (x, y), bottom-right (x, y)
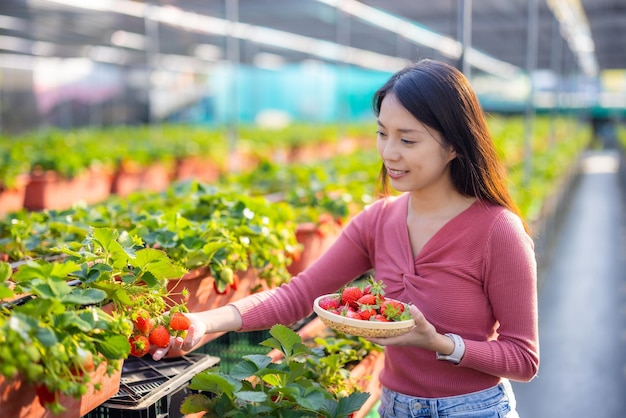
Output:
top-left (313, 281), bottom-right (415, 338)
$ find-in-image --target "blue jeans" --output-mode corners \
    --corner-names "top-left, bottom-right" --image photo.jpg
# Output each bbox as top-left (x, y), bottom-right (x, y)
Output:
top-left (378, 380), bottom-right (519, 418)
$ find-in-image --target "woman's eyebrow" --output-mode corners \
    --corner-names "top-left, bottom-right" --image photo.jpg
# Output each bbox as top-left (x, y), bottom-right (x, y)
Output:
top-left (377, 120), bottom-right (428, 135)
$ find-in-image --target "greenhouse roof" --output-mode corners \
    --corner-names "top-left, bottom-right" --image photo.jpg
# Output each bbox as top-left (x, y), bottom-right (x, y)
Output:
top-left (0, 0), bottom-right (624, 77)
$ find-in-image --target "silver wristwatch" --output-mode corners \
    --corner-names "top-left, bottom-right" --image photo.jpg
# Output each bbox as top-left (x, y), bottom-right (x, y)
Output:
top-left (436, 333), bottom-right (465, 364)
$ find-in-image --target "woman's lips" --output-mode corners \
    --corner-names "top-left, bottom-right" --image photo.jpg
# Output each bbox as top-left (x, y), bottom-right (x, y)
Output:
top-left (387, 168), bottom-right (408, 179)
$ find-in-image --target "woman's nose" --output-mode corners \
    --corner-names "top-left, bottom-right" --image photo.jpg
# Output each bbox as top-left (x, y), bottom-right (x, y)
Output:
top-left (381, 139), bottom-right (400, 161)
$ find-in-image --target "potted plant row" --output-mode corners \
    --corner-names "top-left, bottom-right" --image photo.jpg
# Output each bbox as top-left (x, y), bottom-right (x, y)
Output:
top-left (0, 226), bottom-right (190, 417)
top-left (0, 121), bottom-right (377, 214)
top-left (0, 181), bottom-right (305, 356)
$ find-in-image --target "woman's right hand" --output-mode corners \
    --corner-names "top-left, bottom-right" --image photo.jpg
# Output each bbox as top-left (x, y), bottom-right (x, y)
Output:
top-left (151, 305), bottom-right (243, 361)
top-left (151, 312), bottom-right (207, 361)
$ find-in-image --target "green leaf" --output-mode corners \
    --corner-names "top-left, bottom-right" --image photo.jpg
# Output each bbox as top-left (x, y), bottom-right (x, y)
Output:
top-left (242, 354), bottom-right (273, 371)
top-left (34, 326), bottom-right (59, 347)
top-left (54, 311), bottom-right (93, 332)
top-left (0, 261), bottom-right (12, 282)
top-left (131, 248), bottom-right (169, 268)
top-left (180, 394), bottom-right (215, 414)
top-left (234, 390), bottom-right (267, 403)
top-left (62, 288), bottom-right (107, 305)
top-left (188, 370), bottom-right (241, 397)
top-left (29, 280), bottom-right (72, 299)
top-left (144, 259), bottom-right (187, 282)
top-left (94, 334), bottom-right (131, 359)
top-left (264, 324), bottom-right (308, 359)
top-left (332, 392), bottom-right (371, 417)
top-left (229, 359), bottom-right (259, 380)
top-left (292, 386), bottom-right (327, 411)
top-left (202, 241), bottom-right (229, 260)
top-left (113, 287), bottom-right (133, 306)
top-left (0, 285), bottom-right (14, 300)
top-left (91, 227), bottom-right (125, 255)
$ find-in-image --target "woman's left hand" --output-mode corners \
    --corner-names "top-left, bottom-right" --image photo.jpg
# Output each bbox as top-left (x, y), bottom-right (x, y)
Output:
top-left (367, 304), bottom-right (439, 349)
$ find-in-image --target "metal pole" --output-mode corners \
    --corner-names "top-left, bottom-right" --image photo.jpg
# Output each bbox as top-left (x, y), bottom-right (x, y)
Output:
top-left (144, 2), bottom-right (160, 125)
top-left (549, 13), bottom-right (563, 148)
top-left (524, 0), bottom-right (538, 187)
top-left (457, 0), bottom-right (472, 78)
top-left (226, 0), bottom-right (240, 172)
top-left (336, 2), bottom-right (350, 141)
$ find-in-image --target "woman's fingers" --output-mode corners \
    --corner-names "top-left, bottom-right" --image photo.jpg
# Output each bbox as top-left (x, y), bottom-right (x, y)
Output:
top-left (181, 323), bottom-right (200, 352)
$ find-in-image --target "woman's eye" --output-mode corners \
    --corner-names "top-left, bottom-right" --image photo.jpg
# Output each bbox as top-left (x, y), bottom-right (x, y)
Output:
top-left (401, 138), bottom-right (416, 145)
top-left (376, 130), bottom-right (387, 137)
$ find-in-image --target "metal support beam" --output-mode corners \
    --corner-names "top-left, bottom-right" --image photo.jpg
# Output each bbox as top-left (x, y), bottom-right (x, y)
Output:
top-left (457, 0), bottom-right (472, 78)
top-left (523, 0), bottom-right (539, 188)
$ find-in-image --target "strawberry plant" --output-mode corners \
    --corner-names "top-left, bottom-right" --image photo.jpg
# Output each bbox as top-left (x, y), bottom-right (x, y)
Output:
top-left (0, 181), bottom-right (301, 291)
top-left (0, 226), bottom-right (191, 415)
top-left (0, 259), bottom-right (130, 415)
top-left (180, 324), bottom-right (370, 417)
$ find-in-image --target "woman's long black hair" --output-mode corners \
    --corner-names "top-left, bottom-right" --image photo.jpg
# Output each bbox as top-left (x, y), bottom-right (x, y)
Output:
top-left (372, 59), bottom-right (528, 233)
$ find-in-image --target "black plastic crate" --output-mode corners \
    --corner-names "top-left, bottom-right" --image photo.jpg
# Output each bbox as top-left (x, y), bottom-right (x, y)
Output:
top-left (194, 330), bottom-right (272, 373)
top-left (84, 353), bottom-right (219, 418)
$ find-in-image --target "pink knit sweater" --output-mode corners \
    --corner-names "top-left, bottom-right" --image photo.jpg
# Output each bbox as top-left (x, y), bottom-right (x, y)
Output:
top-left (231, 193), bottom-right (539, 397)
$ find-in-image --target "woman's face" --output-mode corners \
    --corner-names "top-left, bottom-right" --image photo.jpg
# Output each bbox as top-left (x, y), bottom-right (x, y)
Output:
top-left (376, 94), bottom-right (456, 194)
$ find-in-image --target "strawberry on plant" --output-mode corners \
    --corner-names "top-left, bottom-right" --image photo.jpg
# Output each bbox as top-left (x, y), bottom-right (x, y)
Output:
top-left (129, 335), bottom-right (150, 357)
top-left (169, 312), bottom-right (191, 331)
top-left (149, 325), bottom-right (171, 348)
top-left (341, 286), bottom-right (363, 308)
top-left (35, 383), bottom-right (58, 407)
top-left (220, 267), bottom-right (235, 285)
top-left (131, 309), bottom-right (154, 336)
top-left (213, 280), bottom-right (230, 295)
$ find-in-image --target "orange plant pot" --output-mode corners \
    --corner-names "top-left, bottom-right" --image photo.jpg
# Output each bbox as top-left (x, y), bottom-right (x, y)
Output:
top-left (0, 361), bottom-right (122, 418)
top-left (111, 161), bottom-right (171, 197)
top-left (0, 174), bottom-right (29, 216)
top-left (23, 168), bottom-right (112, 211)
top-left (287, 222), bottom-right (341, 276)
top-left (174, 156), bottom-right (222, 184)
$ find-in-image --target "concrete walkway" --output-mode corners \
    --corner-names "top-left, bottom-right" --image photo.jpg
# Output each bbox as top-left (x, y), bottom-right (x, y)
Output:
top-left (512, 149), bottom-right (626, 417)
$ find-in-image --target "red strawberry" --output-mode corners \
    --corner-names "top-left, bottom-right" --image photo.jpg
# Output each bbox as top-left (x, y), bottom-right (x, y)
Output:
top-left (129, 335), bottom-right (150, 357)
top-left (132, 309), bottom-right (154, 335)
top-left (169, 312), bottom-right (191, 331)
top-left (149, 325), bottom-right (171, 348)
top-left (213, 281), bottom-right (230, 295)
top-left (341, 286), bottom-right (363, 308)
top-left (35, 384), bottom-right (57, 406)
top-left (358, 305), bottom-right (377, 320)
top-left (318, 296), bottom-right (340, 311)
top-left (372, 314), bottom-right (390, 322)
top-left (356, 294), bottom-right (377, 306)
top-left (344, 309), bottom-right (363, 320)
top-left (380, 299), bottom-right (405, 321)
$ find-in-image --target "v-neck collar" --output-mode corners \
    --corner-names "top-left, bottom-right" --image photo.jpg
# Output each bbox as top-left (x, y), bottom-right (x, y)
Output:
top-left (403, 195), bottom-right (480, 263)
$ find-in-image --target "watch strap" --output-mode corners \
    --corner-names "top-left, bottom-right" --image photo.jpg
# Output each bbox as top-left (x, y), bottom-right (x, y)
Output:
top-left (436, 333), bottom-right (465, 364)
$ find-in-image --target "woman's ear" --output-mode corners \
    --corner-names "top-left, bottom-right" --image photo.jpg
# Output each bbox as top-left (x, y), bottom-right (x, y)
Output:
top-left (447, 146), bottom-right (457, 162)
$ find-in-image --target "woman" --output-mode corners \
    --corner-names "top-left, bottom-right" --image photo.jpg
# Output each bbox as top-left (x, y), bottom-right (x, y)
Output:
top-left (156, 59), bottom-right (539, 417)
